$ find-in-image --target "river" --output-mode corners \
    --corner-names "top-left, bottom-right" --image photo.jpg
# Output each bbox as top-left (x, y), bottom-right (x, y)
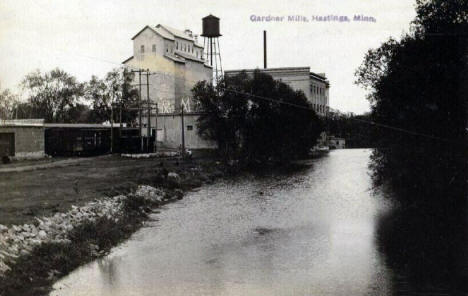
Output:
top-left (49, 149), bottom-right (468, 295)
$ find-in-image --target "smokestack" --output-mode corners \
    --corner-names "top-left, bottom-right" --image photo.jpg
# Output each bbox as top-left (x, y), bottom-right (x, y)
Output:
top-left (263, 30), bottom-right (267, 69)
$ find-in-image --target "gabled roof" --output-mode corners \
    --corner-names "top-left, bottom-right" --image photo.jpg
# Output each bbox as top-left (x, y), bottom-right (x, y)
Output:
top-left (156, 24), bottom-right (204, 48)
top-left (153, 26), bottom-right (175, 40)
top-left (131, 25), bottom-right (174, 41)
top-left (157, 24), bottom-right (193, 41)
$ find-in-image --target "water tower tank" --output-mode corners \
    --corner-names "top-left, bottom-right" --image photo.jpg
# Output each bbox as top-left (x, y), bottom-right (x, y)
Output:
top-left (201, 14), bottom-right (221, 37)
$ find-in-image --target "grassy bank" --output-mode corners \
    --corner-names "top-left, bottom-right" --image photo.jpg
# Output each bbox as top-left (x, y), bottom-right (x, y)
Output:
top-left (0, 157), bottom-right (225, 296)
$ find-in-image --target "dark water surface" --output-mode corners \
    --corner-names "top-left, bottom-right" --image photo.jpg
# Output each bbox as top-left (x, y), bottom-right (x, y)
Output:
top-left (50, 149), bottom-right (468, 296)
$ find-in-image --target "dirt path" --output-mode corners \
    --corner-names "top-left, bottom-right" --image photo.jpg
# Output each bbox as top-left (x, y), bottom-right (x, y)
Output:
top-left (0, 156), bottom-right (108, 173)
top-left (0, 155), bottom-right (204, 226)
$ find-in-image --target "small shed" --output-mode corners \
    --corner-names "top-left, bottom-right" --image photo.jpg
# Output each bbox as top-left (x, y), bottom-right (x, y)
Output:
top-left (0, 119), bottom-right (45, 159)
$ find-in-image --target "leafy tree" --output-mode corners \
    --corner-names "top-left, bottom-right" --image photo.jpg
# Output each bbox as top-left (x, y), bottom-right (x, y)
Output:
top-left (324, 112), bottom-right (377, 148)
top-left (85, 75), bottom-right (109, 123)
top-left (85, 68), bottom-right (138, 124)
top-left (0, 86), bottom-right (19, 121)
top-left (355, 0), bottom-right (467, 204)
top-left (193, 70), bottom-right (323, 165)
top-left (21, 68), bottom-right (85, 123)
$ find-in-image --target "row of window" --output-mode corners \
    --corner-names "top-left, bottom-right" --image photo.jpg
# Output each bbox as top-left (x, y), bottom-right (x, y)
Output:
top-left (142, 125), bottom-right (194, 131)
top-left (140, 42), bottom-right (202, 58)
top-left (175, 41), bottom-right (194, 53)
top-left (314, 104), bottom-right (328, 114)
top-left (311, 85), bottom-right (325, 96)
top-left (140, 44), bottom-right (173, 54)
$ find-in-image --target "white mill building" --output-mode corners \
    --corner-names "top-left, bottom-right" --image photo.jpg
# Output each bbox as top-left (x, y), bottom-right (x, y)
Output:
top-left (122, 24), bottom-right (216, 150)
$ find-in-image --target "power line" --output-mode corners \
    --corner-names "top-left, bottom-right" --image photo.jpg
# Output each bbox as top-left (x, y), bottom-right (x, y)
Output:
top-left (218, 86), bottom-right (457, 143)
top-left (16, 48), bottom-right (460, 143)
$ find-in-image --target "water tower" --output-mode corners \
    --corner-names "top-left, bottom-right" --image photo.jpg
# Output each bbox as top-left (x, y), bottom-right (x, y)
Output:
top-left (201, 14), bottom-right (223, 84)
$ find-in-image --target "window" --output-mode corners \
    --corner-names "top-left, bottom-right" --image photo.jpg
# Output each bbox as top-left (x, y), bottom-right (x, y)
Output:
top-left (140, 45), bottom-right (145, 53)
top-left (166, 44), bottom-right (168, 53)
top-left (176, 42), bottom-right (178, 50)
top-left (152, 44), bottom-right (156, 52)
top-left (187, 125), bottom-right (193, 131)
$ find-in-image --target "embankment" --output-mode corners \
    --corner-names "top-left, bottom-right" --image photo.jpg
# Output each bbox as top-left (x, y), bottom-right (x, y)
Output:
top-left (0, 159), bottom-right (225, 296)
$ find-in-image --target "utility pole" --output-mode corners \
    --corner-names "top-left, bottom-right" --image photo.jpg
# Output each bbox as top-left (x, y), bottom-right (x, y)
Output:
top-left (110, 94), bottom-right (114, 154)
top-left (264, 30), bottom-right (267, 69)
top-left (131, 69), bottom-right (145, 153)
top-left (119, 99), bottom-right (123, 138)
top-left (138, 71), bottom-right (143, 152)
top-left (154, 103), bottom-right (158, 153)
top-left (146, 69), bottom-right (151, 152)
top-left (180, 106), bottom-right (185, 155)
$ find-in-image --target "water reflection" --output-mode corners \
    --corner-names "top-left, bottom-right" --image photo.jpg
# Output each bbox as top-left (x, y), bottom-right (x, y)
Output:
top-left (376, 201), bottom-right (468, 294)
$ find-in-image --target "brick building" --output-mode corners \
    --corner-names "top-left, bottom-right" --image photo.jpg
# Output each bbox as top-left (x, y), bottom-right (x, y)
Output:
top-left (0, 120), bottom-right (45, 159)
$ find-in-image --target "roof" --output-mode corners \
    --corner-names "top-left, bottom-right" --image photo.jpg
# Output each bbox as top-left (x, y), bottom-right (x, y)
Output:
top-left (156, 24), bottom-right (204, 47)
top-left (203, 14), bottom-right (219, 20)
top-left (44, 123), bottom-right (112, 129)
top-left (225, 67), bottom-right (330, 85)
top-left (0, 119), bottom-right (44, 127)
top-left (310, 72), bottom-right (330, 86)
top-left (0, 121), bottom-right (114, 129)
top-left (122, 56), bottom-right (134, 64)
top-left (175, 51), bottom-right (205, 63)
top-left (131, 24), bottom-right (204, 48)
top-left (309, 71), bottom-right (326, 80)
top-left (153, 26), bottom-right (175, 40)
top-left (131, 25), bottom-right (174, 41)
top-left (164, 54), bottom-right (186, 64)
top-left (225, 67), bottom-right (311, 74)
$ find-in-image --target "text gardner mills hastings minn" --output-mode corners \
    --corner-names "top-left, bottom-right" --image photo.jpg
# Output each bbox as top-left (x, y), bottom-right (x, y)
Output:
top-left (250, 15), bottom-right (377, 23)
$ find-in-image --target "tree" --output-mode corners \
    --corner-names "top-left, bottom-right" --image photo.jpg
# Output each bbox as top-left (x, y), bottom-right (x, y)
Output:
top-left (85, 68), bottom-right (138, 124)
top-left (0, 86), bottom-right (19, 121)
top-left (85, 75), bottom-right (109, 123)
top-left (324, 112), bottom-right (377, 148)
top-left (355, 0), bottom-right (467, 204)
top-left (21, 68), bottom-right (84, 123)
top-left (193, 70), bottom-right (323, 165)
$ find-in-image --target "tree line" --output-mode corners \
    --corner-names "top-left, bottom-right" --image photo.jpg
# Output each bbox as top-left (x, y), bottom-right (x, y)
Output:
top-left (192, 70), bottom-right (323, 166)
top-left (0, 68), bottom-right (138, 124)
top-left (355, 0), bottom-right (468, 204)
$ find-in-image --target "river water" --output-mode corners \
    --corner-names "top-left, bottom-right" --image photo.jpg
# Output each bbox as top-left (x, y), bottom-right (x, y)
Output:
top-left (50, 149), bottom-right (468, 295)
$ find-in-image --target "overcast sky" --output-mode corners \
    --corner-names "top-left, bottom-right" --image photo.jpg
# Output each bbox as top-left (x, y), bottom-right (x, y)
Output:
top-left (0, 0), bottom-right (417, 114)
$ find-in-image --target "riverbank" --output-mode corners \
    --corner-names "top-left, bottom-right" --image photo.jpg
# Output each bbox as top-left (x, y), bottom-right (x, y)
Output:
top-left (49, 149), bottom-right (391, 296)
top-left (0, 156), bottom-right (225, 296)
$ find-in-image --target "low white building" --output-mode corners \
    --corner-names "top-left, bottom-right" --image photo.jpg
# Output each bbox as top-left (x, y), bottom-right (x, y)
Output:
top-left (328, 136), bottom-right (346, 149)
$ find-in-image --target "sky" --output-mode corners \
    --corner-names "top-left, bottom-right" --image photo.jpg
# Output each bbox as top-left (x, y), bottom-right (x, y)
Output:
top-left (0, 0), bottom-right (417, 114)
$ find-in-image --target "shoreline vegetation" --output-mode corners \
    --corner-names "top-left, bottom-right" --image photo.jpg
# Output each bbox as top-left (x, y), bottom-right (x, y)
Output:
top-left (0, 152), bottom-right (316, 296)
top-left (0, 156), bottom-right (226, 296)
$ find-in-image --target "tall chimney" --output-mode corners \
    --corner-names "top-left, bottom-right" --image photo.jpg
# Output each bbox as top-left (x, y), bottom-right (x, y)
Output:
top-left (263, 30), bottom-right (267, 69)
